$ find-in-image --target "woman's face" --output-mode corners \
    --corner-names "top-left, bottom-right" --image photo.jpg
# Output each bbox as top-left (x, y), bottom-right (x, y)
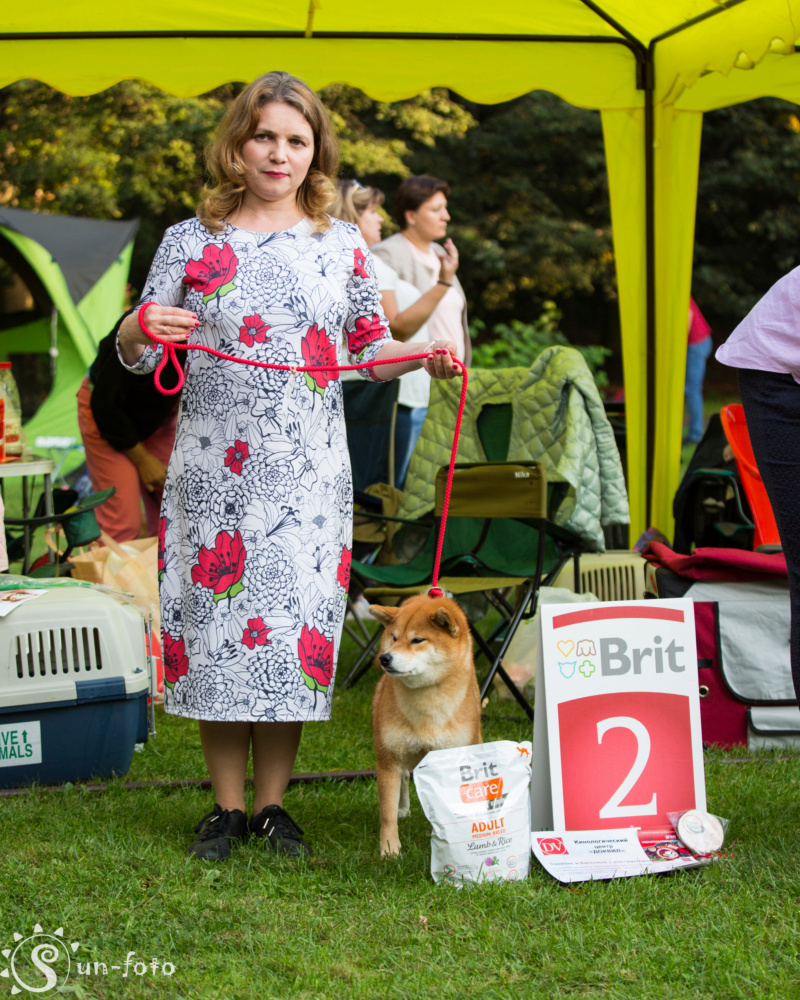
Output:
top-left (358, 201), bottom-right (383, 247)
top-left (406, 191), bottom-right (450, 242)
top-left (239, 102), bottom-right (315, 209)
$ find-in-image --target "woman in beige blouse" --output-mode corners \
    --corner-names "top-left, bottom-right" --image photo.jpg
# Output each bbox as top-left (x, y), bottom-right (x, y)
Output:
top-left (372, 175), bottom-right (470, 483)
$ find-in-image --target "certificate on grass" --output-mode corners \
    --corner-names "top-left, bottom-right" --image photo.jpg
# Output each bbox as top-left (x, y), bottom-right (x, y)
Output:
top-left (531, 828), bottom-right (710, 883)
top-left (531, 599), bottom-right (706, 837)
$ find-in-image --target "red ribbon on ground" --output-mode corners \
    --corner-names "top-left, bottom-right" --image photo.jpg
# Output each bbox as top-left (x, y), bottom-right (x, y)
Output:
top-left (137, 302), bottom-right (468, 597)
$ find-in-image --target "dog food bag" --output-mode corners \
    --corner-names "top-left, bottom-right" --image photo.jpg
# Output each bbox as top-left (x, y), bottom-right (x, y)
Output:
top-left (414, 740), bottom-right (532, 887)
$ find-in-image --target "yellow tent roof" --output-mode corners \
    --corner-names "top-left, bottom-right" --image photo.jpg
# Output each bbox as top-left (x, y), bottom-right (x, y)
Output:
top-left (3, 0), bottom-right (800, 538)
top-left (2, 0), bottom-right (798, 108)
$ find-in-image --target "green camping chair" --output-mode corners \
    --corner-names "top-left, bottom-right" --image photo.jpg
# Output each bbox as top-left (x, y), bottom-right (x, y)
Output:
top-left (341, 389), bottom-right (586, 711)
top-left (342, 461), bottom-right (583, 717)
top-left (4, 487), bottom-right (116, 576)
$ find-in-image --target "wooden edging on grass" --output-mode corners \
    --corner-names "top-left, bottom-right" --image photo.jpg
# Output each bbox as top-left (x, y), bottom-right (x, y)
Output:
top-left (0, 769), bottom-right (377, 797)
top-left (0, 752), bottom-right (793, 798)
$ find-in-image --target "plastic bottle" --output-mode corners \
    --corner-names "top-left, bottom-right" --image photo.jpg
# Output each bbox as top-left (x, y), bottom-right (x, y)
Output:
top-left (0, 396), bottom-right (5, 462)
top-left (0, 362), bottom-right (24, 459)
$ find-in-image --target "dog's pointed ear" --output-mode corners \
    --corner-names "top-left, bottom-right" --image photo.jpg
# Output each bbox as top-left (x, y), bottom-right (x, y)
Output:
top-left (369, 604), bottom-right (399, 626)
top-left (431, 607), bottom-right (460, 637)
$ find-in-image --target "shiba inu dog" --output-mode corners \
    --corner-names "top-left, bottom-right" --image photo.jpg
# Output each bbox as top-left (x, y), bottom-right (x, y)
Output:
top-left (369, 592), bottom-right (482, 856)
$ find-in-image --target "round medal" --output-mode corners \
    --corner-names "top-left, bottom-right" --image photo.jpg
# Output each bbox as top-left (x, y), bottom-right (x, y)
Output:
top-left (676, 809), bottom-right (725, 853)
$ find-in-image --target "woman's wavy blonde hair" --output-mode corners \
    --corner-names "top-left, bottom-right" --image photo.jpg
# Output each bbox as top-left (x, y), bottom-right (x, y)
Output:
top-left (328, 179), bottom-right (385, 225)
top-left (198, 71), bottom-right (339, 233)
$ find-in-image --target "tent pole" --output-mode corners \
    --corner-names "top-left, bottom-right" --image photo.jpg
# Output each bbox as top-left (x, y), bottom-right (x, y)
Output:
top-left (643, 46), bottom-right (656, 528)
top-left (49, 306), bottom-right (58, 378)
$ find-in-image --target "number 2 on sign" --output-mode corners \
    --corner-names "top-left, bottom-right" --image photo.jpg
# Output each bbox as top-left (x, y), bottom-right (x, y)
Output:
top-left (597, 716), bottom-right (657, 819)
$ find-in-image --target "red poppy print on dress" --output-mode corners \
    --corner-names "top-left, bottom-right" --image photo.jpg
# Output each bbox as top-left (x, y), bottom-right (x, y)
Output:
top-left (301, 324), bottom-right (338, 395)
top-left (298, 625), bottom-right (334, 692)
top-left (241, 616), bottom-right (272, 650)
top-left (336, 546), bottom-right (351, 590)
top-left (182, 243), bottom-right (238, 302)
top-left (347, 314), bottom-right (388, 358)
top-left (353, 247), bottom-right (369, 279)
top-left (191, 530), bottom-right (246, 602)
top-left (224, 439), bottom-right (249, 476)
top-left (239, 314), bottom-right (271, 348)
top-left (163, 632), bottom-right (189, 688)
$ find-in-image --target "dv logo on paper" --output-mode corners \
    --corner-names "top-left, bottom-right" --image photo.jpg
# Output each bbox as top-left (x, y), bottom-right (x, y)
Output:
top-left (537, 837), bottom-right (568, 856)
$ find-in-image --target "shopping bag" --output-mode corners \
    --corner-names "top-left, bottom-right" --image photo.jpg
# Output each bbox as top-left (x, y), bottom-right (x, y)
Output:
top-left (494, 586), bottom-right (600, 700)
top-left (68, 531), bottom-right (160, 634)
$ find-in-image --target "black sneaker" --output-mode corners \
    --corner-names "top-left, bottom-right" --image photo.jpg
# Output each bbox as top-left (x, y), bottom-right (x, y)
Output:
top-left (189, 804), bottom-right (248, 861)
top-left (249, 804), bottom-right (312, 857)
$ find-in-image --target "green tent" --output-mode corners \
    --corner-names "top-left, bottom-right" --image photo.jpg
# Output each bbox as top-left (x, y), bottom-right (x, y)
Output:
top-left (2, 0), bottom-right (799, 534)
top-left (0, 208), bottom-right (138, 466)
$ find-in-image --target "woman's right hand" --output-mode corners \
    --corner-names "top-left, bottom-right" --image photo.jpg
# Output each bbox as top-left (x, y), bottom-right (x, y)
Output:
top-left (438, 238), bottom-right (460, 285)
top-left (118, 304), bottom-right (198, 366)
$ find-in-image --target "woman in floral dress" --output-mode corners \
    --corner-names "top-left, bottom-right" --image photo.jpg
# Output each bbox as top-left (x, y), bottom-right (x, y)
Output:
top-left (117, 72), bottom-right (458, 861)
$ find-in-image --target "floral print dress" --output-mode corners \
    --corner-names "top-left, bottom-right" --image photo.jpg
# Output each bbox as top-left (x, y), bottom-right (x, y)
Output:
top-left (125, 216), bottom-right (392, 722)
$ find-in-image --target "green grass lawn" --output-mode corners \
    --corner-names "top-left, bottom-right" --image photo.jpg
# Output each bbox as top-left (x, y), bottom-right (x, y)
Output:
top-left (1, 638), bottom-right (799, 1000)
top-left (3, 411), bottom-right (800, 999)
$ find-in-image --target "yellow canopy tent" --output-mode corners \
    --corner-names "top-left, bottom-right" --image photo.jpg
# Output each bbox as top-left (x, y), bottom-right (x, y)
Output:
top-left (3, 0), bottom-right (799, 537)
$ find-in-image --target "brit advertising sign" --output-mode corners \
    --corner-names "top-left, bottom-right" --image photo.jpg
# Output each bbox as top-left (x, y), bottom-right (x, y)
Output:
top-left (531, 599), bottom-right (706, 835)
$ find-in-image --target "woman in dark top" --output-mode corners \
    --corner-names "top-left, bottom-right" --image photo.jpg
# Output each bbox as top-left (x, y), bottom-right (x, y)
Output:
top-left (77, 312), bottom-right (180, 541)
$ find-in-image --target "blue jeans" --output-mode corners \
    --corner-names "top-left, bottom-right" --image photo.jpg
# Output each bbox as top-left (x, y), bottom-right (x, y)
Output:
top-left (684, 335), bottom-right (713, 442)
top-left (394, 404), bottom-right (427, 490)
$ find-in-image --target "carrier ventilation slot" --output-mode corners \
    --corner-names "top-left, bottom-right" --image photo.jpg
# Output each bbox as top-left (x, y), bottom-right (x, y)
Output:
top-left (15, 628), bottom-right (104, 679)
top-left (581, 564), bottom-right (640, 603)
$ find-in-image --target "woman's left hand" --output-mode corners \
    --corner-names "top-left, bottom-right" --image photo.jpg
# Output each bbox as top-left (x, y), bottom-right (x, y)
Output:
top-left (422, 340), bottom-right (461, 380)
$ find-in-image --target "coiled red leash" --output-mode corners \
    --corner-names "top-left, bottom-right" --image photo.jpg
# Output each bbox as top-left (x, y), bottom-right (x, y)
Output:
top-left (138, 302), bottom-right (467, 597)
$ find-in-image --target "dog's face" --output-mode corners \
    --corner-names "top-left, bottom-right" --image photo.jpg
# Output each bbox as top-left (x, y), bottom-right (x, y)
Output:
top-left (369, 595), bottom-right (469, 689)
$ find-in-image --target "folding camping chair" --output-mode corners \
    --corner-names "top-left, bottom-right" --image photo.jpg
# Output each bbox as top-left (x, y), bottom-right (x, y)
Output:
top-left (340, 392), bottom-right (510, 690)
top-left (342, 461), bottom-right (583, 718)
top-left (4, 487), bottom-right (115, 576)
top-left (339, 353), bottom-right (627, 711)
top-left (720, 403), bottom-right (782, 553)
top-left (672, 413), bottom-right (755, 554)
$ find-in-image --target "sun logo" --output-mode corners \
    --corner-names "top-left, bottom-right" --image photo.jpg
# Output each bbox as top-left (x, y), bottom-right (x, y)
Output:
top-left (1, 925), bottom-right (79, 996)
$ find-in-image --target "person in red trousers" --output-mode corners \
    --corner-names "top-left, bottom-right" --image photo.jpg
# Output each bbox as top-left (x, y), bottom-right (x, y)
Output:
top-left (77, 311), bottom-right (180, 542)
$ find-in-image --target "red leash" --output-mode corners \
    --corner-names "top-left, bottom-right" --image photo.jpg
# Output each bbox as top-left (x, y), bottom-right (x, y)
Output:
top-left (138, 302), bottom-right (467, 597)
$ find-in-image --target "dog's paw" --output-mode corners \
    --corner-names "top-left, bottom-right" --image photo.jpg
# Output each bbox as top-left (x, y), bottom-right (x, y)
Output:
top-left (380, 840), bottom-right (402, 856)
top-left (397, 805), bottom-right (411, 819)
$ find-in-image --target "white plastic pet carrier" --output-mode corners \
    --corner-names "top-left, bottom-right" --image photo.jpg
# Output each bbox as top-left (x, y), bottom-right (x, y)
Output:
top-left (0, 587), bottom-right (153, 786)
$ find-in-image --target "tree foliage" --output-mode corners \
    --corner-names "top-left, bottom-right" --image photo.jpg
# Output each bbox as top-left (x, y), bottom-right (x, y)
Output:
top-left (2, 78), bottom-right (799, 354)
top-left (397, 92), bottom-right (615, 320)
top-left (0, 80), bottom-right (612, 328)
top-left (0, 80), bottom-right (232, 285)
top-left (695, 98), bottom-right (800, 334)
top-left (470, 303), bottom-right (611, 386)
top-left (322, 84), bottom-right (475, 178)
